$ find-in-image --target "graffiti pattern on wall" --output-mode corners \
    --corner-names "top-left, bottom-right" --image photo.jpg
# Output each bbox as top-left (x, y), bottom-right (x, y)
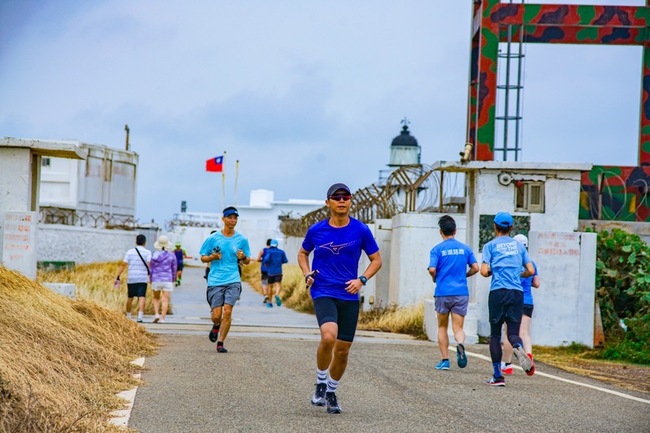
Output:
top-left (479, 214), bottom-right (530, 250)
top-left (580, 166), bottom-right (650, 222)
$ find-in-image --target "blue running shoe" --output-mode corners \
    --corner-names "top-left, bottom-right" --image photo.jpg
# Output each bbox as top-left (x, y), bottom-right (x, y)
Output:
top-left (456, 343), bottom-right (468, 368)
top-left (435, 359), bottom-right (450, 370)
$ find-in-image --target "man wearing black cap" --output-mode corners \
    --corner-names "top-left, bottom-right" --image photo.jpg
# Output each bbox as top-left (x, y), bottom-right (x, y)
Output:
top-left (199, 206), bottom-right (251, 353)
top-left (480, 212), bottom-right (536, 386)
top-left (298, 183), bottom-right (382, 414)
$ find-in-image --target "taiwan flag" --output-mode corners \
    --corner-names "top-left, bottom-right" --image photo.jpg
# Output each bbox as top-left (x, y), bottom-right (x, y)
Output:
top-left (206, 155), bottom-right (224, 172)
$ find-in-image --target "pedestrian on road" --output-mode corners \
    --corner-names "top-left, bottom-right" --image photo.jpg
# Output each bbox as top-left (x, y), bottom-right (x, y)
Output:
top-left (150, 235), bottom-right (177, 323)
top-left (501, 233), bottom-right (540, 374)
top-left (200, 206), bottom-right (251, 353)
top-left (173, 242), bottom-right (191, 286)
top-left (427, 215), bottom-right (479, 371)
top-left (480, 212), bottom-right (536, 386)
top-left (298, 183), bottom-right (382, 414)
top-left (256, 238), bottom-right (272, 304)
top-left (115, 234), bottom-right (151, 323)
top-left (264, 239), bottom-right (288, 307)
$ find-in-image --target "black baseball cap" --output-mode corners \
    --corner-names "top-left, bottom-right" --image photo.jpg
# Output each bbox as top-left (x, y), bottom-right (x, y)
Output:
top-left (326, 183), bottom-right (351, 198)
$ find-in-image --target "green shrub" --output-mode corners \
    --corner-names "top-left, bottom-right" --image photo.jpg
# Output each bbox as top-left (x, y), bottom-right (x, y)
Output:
top-left (594, 228), bottom-right (650, 365)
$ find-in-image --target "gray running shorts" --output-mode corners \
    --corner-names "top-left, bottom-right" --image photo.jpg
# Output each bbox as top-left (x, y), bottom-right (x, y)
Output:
top-left (434, 295), bottom-right (469, 316)
top-left (207, 282), bottom-right (241, 309)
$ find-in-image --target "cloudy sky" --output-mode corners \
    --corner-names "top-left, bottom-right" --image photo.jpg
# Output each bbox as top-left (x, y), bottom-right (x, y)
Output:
top-left (0, 0), bottom-right (643, 225)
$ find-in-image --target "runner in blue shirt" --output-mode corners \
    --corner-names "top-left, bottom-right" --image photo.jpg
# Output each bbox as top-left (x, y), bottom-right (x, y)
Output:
top-left (200, 206), bottom-right (251, 354)
top-left (428, 215), bottom-right (479, 371)
top-left (298, 183), bottom-right (382, 414)
top-left (481, 212), bottom-right (535, 386)
top-left (263, 239), bottom-right (288, 307)
top-left (502, 234), bottom-right (541, 375)
top-left (256, 239), bottom-right (272, 304)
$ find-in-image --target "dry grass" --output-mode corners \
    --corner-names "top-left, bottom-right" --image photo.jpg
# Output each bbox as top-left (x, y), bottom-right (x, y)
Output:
top-left (38, 262), bottom-right (171, 315)
top-left (1, 266), bottom-right (157, 432)
top-left (242, 263), bottom-right (426, 338)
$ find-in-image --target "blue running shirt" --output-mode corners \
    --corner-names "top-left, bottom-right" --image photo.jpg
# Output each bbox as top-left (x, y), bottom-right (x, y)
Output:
top-left (428, 238), bottom-right (477, 297)
top-left (522, 262), bottom-right (538, 304)
top-left (302, 218), bottom-right (379, 301)
top-left (482, 236), bottom-right (531, 291)
top-left (200, 231), bottom-right (251, 286)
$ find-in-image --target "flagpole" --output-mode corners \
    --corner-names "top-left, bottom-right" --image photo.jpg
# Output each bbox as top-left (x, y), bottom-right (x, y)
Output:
top-left (234, 160), bottom-right (239, 206)
top-left (221, 150), bottom-right (226, 212)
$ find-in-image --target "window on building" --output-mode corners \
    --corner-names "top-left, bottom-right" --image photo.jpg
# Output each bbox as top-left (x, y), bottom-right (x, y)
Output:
top-left (41, 157), bottom-right (51, 167)
top-left (515, 181), bottom-right (544, 212)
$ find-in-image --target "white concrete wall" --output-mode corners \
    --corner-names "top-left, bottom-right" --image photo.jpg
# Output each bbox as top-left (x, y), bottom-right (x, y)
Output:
top-left (388, 213), bottom-right (439, 306)
top-left (37, 225), bottom-right (158, 264)
top-left (0, 148), bottom-right (33, 212)
top-left (528, 231), bottom-right (596, 346)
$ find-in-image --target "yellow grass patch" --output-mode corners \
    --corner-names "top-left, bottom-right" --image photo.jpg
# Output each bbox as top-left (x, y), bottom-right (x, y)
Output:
top-left (1, 266), bottom-right (157, 432)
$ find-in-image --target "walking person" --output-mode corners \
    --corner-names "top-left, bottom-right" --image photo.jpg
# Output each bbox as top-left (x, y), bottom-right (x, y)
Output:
top-left (501, 233), bottom-right (540, 374)
top-left (480, 212), bottom-right (536, 386)
top-left (150, 235), bottom-right (177, 323)
top-left (298, 183), bottom-right (382, 414)
top-left (427, 215), bottom-right (479, 371)
top-left (256, 239), bottom-right (272, 304)
top-left (263, 239), bottom-right (288, 308)
top-left (200, 206), bottom-right (251, 353)
top-left (173, 242), bottom-right (191, 286)
top-left (114, 234), bottom-right (152, 323)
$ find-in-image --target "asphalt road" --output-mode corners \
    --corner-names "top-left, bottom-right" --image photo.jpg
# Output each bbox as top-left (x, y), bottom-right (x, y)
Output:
top-left (128, 266), bottom-right (650, 433)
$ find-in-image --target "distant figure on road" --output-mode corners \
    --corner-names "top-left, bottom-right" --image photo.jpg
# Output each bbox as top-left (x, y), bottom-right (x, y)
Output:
top-left (173, 242), bottom-right (191, 286)
top-left (115, 234), bottom-right (151, 323)
top-left (298, 183), bottom-right (382, 414)
top-left (427, 215), bottom-right (479, 371)
top-left (263, 239), bottom-right (288, 308)
top-left (256, 238), bottom-right (272, 305)
top-left (200, 206), bottom-right (251, 354)
top-left (501, 233), bottom-right (540, 375)
top-left (150, 235), bottom-right (177, 323)
top-left (480, 212), bottom-right (536, 386)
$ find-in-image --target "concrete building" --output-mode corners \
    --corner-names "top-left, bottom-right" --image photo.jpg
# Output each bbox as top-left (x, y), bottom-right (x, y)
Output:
top-left (166, 189), bottom-right (323, 266)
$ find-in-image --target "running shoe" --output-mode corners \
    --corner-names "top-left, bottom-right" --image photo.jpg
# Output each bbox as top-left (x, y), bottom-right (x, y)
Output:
top-left (136, 317), bottom-right (143, 323)
top-left (526, 353), bottom-right (535, 376)
top-left (275, 295), bottom-right (282, 307)
top-left (216, 344), bottom-right (228, 353)
top-left (266, 302), bottom-right (273, 308)
top-left (311, 383), bottom-right (327, 406)
top-left (435, 359), bottom-right (450, 370)
top-left (325, 392), bottom-right (342, 414)
top-left (153, 315), bottom-right (160, 324)
top-left (501, 364), bottom-right (514, 375)
top-left (513, 345), bottom-right (534, 375)
top-left (486, 376), bottom-right (506, 386)
top-left (208, 325), bottom-right (220, 343)
top-left (263, 296), bottom-right (269, 304)
top-left (456, 343), bottom-right (467, 368)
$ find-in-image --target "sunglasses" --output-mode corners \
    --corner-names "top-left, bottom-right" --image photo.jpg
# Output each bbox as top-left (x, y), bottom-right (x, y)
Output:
top-left (328, 194), bottom-right (351, 201)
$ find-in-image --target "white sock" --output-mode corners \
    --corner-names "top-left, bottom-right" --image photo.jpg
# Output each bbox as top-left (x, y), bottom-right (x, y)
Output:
top-left (126, 313), bottom-right (132, 319)
top-left (316, 368), bottom-right (328, 384)
top-left (137, 312), bottom-right (144, 319)
top-left (326, 377), bottom-right (339, 394)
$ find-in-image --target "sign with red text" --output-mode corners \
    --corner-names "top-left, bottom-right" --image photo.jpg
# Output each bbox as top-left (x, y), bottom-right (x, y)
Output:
top-left (1, 211), bottom-right (37, 279)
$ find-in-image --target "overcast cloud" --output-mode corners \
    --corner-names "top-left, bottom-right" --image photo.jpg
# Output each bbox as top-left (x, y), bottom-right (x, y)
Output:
top-left (0, 0), bottom-right (643, 225)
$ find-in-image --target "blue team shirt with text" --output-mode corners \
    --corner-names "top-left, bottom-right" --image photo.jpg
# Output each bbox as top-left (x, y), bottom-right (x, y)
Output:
top-left (428, 238), bottom-right (477, 297)
top-left (482, 235), bottom-right (531, 291)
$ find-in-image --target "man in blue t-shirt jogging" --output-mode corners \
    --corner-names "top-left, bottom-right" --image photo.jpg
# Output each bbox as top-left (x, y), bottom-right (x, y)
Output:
top-left (298, 183), bottom-right (382, 414)
top-left (200, 206), bottom-right (251, 354)
top-left (263, 239), bottom-right (288, 307)
top-left (480, 212), bottom-right (535, 386)
top-left (428, 215), bottom-right (479, 371)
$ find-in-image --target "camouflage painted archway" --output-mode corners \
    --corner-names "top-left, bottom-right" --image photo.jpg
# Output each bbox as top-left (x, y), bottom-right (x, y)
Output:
top-left (467, 1), bottom-right (650, 221)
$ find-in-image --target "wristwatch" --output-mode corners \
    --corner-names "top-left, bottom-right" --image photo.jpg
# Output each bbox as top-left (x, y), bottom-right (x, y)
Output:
top-left (358, 276), bottom-right (368, 285)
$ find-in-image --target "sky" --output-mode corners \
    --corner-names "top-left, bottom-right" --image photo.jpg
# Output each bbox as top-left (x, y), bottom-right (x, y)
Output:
top-left (0, 0), bottom-right (644, 226)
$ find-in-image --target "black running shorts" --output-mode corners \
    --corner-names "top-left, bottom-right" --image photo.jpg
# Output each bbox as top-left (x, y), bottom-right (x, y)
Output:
top-left (313, 297), bottom-right (360, 342)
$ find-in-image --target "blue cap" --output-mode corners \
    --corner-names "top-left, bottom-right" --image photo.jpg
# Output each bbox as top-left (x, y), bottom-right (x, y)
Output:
top-left (223, 206), bottom-right (239, 217)
top-left (270, 239), bottom-right (278, 247)
top-left (494, 212), bottom-right (513, 228)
